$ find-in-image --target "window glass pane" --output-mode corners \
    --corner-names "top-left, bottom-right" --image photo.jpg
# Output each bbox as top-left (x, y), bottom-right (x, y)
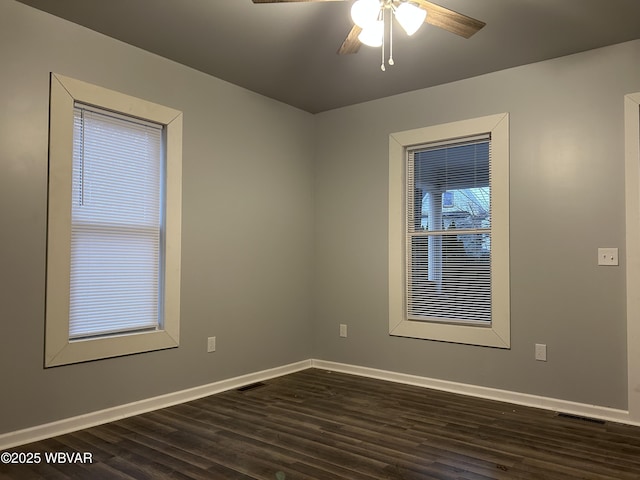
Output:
top-left (408, 235), bottom-right (491, 322)
top-left (69, 106), bottom-right (163, 339)
top-left (414, 141), bottom-right (490, 232)
top-left (407, 139), bottom-right (491, 324)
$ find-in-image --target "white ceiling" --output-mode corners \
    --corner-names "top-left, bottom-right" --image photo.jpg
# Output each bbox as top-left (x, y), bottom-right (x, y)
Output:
top-left (15, 0), bottom-right (640, 113)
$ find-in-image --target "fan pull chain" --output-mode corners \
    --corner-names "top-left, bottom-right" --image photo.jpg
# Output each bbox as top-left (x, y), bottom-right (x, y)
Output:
top-left (388, 8), bottom-right (394, 66)
top-left (380, 8), bottom-right (386, 71)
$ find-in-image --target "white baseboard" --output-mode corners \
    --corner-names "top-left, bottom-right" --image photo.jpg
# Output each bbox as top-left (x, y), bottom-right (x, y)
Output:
top-left (0, 359), bottom-right (312, 450)
top-left (311, 359), bottom-right (639, 427)
top-left (3, 357), bottom-right (637, 450)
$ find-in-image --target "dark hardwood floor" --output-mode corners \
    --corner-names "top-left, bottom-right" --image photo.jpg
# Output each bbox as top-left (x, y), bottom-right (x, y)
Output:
top-left (2, 368), bottom-right (640, 479)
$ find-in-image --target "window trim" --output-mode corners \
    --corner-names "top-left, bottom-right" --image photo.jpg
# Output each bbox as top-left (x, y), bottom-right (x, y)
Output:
top-left (45, 73), bottom-right (183, 367)
top-left (388, 113), bottom-right (510, 348)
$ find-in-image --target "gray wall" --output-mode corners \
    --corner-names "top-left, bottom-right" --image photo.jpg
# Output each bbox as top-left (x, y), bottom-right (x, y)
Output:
top-left (313, 39), bottom-right (640, 409)
top-left (0, 0), bottom-right (314, 434)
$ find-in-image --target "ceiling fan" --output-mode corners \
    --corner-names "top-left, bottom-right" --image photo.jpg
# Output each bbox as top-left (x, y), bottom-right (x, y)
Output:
top-left (252, 0), bottom-right (486, 62)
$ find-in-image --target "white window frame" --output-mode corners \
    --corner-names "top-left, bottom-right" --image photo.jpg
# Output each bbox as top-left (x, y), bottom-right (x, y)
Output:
top-left (389, 113), bottom-right (510, 348)
top-left (45, 73), bottom-right (182, 367)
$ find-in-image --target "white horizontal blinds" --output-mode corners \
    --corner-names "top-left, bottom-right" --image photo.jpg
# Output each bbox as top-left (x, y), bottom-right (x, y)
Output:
top-left (407, 135), bottom-right (492, 324)
top-left (69, 104), bottom-right (164, 339)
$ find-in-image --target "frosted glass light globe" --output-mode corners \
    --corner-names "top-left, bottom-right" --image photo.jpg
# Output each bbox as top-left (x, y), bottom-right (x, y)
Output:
top-left (395, 2), bottom-right (427, 36)
top-left (358, 19), bottom-right (384, 47)
top-left (351, 0), bottom-right (380, 28)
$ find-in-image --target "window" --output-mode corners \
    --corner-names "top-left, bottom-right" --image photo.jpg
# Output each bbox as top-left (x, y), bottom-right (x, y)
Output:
top-left (45, 73), bottom-right (182, 367)
top-left (408, 138), bottom-right (491, 324)
top-left (389, 113), bottom-right (510, 347)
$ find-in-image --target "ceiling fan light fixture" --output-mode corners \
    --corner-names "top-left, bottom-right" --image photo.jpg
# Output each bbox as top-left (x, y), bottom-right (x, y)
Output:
top-left (394, 2), bottom-right (427, 36)
top-left (358, 19), bottom-right (384, 47)
top-left (351, 0), bottom-right (381, 28)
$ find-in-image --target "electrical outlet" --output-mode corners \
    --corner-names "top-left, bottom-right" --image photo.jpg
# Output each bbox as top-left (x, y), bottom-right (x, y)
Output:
top-left (339, 324), bottom-right (347, 338)
top-left (535, 343), bottom-right (547, 361)
top-left (207, 336), bottom-right (216, 353)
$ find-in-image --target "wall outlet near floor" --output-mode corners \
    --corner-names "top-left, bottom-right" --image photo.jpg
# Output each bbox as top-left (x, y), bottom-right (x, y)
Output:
top-left (535, 343), bottom-right (547, 361)
top-left (207, 336), bottom-right (216, 353)
top-left (339, 324), bottom-right (347, 338)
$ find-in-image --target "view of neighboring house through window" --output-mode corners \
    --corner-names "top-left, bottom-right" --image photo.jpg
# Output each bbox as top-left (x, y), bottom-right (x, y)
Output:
top-left (407, 138), bottom-right (491, 324)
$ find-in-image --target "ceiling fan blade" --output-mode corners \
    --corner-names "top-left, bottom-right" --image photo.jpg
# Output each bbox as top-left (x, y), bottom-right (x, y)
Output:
top-left (413, 0), bottom-right (485, 38)
top-left (337, 25), bottom-right (362, 55)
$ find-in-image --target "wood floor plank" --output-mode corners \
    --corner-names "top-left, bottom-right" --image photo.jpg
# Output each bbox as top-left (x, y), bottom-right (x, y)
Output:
top-left (3, 368), bottom-right (640, 479)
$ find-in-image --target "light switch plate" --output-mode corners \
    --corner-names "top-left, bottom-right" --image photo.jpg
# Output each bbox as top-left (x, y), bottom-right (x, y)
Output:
top-left (598, 248), bottom-right (619, 266)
